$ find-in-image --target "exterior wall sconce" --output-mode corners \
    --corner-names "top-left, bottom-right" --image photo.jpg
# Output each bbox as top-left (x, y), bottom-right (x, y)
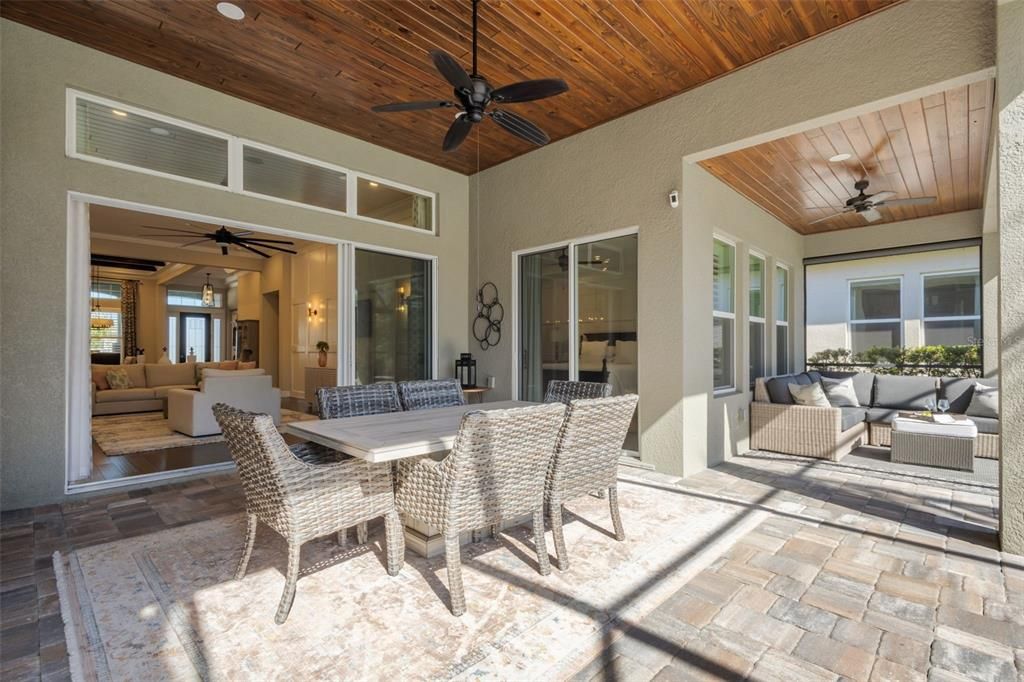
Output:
top-left (396, 285), bottom-right (410, 313)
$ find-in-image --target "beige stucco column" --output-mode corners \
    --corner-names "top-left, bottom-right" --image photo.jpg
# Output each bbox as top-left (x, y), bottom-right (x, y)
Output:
top-left (998, 0), bottom-right (1024, 554)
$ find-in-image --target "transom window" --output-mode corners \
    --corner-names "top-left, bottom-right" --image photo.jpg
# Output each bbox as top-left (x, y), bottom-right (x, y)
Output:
top-left (167, 288), bottom-right (224, 308)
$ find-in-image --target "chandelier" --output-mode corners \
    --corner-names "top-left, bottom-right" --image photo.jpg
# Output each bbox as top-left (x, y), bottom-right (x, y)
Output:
top-left (90, 267), bottom-right (114, 329)
top-left (202, 273), bottom-right (216, 307)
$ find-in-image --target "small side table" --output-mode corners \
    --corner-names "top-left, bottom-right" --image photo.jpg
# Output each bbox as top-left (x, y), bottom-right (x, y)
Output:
top-left (891, 413), bottom-right (977, 471)
top-left (462, 386), bottom-right (492, 404)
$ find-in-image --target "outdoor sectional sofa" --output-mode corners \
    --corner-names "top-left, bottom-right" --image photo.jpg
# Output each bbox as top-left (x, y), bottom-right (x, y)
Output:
top-left (751, 371), bottom-right (999, 462)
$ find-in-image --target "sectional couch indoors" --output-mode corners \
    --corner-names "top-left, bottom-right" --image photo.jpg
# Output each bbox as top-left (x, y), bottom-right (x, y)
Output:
top-left (751, 370), bottom-right (999, 462)
top-left (91, 361), bottom-right (255, 415)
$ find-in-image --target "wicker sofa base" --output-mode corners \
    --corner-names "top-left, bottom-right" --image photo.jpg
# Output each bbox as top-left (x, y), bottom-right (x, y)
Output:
top-left (750, 402), bottom-right (866, 462)
top-left (868, 422), bottom-right (999, 460)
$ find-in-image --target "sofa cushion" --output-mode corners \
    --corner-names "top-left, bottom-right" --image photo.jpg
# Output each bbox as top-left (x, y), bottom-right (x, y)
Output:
top-left (145, 362), bottom-right (196, 388)
top-left (872, 375), bottom-right (937, 410)
top-left (219, 360), bottom-right (240, 370)
top-left (105, 368), bottom-right (133, 390)
top-left (821, 376), bottom-right (860, 407)
top-left (788, 382), bottom-right (830, 407)
top-left (967, 415), bottom-right (1000, 435)
top-left (819, 371), bottom-right (875, 407)
top-left (805, 370), bottom-right (822, 384)
top-left (940, 377), bottom-right (998, 414)
top-left (765, 373), bottom-right (811, 404)
top-left (152, 384), bottom-right (198, 399)
top-left (865, 407), bottom-right (900, 424)
top-left (124, 363), bottom-right (147, 387)
top-left (91, 366), bottom-right (111, 390)
top-left (966, 384), bottom-right (999, 419)
top-left (840, 407), bottom-right (868, 431)
top-left (202, 368), bottom-right (266, 379)
top-left (95, 387), bottom-right (156, 403)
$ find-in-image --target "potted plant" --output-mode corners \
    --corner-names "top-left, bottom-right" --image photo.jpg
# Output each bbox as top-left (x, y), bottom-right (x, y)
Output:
top-left (315, 341), bottom-right (329, 367)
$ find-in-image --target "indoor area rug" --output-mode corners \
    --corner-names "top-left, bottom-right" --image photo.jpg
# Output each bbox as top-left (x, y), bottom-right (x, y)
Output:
top-left (91, 409), bottom-right (317, 456)
top-left (54, 472), bottom-right (765, 681)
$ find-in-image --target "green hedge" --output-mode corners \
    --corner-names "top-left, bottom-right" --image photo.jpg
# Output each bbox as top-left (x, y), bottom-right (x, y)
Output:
top-left (807, 345), bottom-right (981, 377)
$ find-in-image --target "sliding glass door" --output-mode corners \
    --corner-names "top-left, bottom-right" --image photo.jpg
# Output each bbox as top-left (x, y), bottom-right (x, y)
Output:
top-left (518, 232), bottom-right (639, 453)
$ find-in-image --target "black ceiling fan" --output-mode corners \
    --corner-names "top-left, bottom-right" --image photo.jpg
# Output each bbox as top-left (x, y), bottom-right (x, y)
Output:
top-left (371, 0), bottom-right (569, 153)
top-left (809, 179), bottom-right (936, 225)
top-left (137, 224), bottom-right (297, 258)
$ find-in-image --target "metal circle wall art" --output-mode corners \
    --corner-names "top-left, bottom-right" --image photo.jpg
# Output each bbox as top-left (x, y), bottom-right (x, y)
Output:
top-left (473, 282), bottom-right (503, 350)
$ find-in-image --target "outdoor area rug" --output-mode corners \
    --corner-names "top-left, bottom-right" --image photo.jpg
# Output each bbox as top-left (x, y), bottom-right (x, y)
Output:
top-left (91, 409), bottom-right (317, 456)
top-left (54, 471), bottom-right (765, 681)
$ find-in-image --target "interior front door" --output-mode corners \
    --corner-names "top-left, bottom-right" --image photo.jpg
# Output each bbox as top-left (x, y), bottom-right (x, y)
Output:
top-left (179, 312), bottom-right (211, 362)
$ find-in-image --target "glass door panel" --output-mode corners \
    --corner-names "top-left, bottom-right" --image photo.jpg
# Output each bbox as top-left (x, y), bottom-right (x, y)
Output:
top-left (576, 234), bottom-right (639, 453)
top-left (519, 248), bottom-right (570, 402)
top-left (354, 249), bottom-right (431, 384)
top-left (179, 312), bottom-right (210, 362)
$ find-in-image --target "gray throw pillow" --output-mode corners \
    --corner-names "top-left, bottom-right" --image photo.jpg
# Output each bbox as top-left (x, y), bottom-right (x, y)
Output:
top-left (966, 384), bottom-right (999, 419)
top-left (820, 376), bottom-right (860, 407)
top-left (788, 382), bottom-right (830, 407)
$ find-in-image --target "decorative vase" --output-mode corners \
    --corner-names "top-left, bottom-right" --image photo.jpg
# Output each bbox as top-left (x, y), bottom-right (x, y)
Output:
top-left (318, 349), bottom-right (328, 367)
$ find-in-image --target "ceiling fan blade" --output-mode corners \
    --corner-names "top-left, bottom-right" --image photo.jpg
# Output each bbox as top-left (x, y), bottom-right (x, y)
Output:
top-left (237, 237), bottom-right (296, 245)
top-left (139, 225), bottom-right (208, 236)
top-left (442, 115), bottom-right (473, 152)
top-left (372, 100), bottom-right (455, 113)
top-left (875, 196), bottom-right (937, 207)
top-left (861, 208), bottom-right (883, 223)
top-left (239, 241), bottom-right (298, 255)
top-left (491, 78), bottom-right (569, 103)
top-left (233, 230), bottom-right (253, 237)
top-left (430, 50), bottom-right (473, 92)
top-left (867, 191), bottom-right (897, 203)
top-left (178, 238), bottom-right (213, 248)
top-left (491, 109), bottom-right (550, 146)
top-left (235, 242), bottom-right (271, 259)
top-left (808, 209), bottom-right (853, 225)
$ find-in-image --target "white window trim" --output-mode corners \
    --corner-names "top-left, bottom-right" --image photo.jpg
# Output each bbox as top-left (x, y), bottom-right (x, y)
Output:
top-left (920, 268), bottom-right (981, 344)
top-left (66, 192), bottom-right (440, 496)
top-left (66, 89), bottom-right (439, 236)
top-left (748, 251), bottom-right (767, 386)
top-left (846, 275), bottom-right (903, 350)
top-left (713, 236), bottom-right (736, 394)
top-left (774, 261), bottom-right (791, 375)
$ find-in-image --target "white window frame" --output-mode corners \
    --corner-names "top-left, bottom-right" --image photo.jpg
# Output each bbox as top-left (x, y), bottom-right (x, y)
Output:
top-left (66, 89), bottom-right (439, 236)
top-left (775, 262), bottom-right (791, 374)
top-left (846, 275), bottom-right (903, 350)
top-left (713, 235), bottom-right (737, 394)
top-left (748, 251), bottom-right (767, 386)
top-left (920, 268), bottom-right (981, 345)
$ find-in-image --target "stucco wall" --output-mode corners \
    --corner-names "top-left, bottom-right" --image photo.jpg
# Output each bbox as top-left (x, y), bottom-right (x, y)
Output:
top-left (997, 0), bottom-right (1024, 553)
top-left (468, 0), bottom-right (994, 477)
top-left (0, 20), bottom-right (469, 509)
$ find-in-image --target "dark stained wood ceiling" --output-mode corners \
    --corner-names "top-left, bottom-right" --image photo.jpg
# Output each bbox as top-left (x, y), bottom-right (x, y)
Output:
top-left (2, 0), bottom-right (899, 175)
top-left (698, 79), bottom-right (994, 234)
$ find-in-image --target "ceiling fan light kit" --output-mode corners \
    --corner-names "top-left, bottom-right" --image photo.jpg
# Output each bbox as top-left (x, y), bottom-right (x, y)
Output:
top-left (809, 179), bottom-right (937, 227)
top-left (372, 0), bottom-right (569, 153)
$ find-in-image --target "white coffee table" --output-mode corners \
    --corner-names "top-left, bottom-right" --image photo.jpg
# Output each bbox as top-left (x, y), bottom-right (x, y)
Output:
top-left (891, 413), bottom-right (977, 471)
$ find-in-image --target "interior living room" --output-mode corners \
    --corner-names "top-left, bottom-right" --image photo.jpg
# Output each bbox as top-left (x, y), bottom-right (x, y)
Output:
top-left (1, 1), bottom-right (1022, 680)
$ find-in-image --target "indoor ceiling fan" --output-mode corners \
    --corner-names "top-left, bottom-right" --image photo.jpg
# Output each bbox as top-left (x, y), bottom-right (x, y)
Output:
top-left (558, 252), bottom-right (610, 272)
top-left (137, 224), bottom-right (297, 258)
top-left (809, 179), bottom-right (936, 225)
top-left (371, 0), bottom-right (569, 152)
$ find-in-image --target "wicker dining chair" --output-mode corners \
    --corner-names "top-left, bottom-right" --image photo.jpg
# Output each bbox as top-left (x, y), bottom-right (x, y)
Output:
top-left (397, 378), bottom-right (466, 411)
top-left (543, 380), bottom-right (612, 404)
top-left (546, 394), bottom-right (639, 570)
top-left (394, 402), bottom-right (567, 616)
top-left (212, 403), bottom-right (404, 625)
top-left (315, 382), bottom-right (404, 546)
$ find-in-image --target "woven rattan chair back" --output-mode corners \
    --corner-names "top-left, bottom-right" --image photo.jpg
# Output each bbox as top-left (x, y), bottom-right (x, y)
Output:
top-left (316, 382), bottom-right (402, 419)
top-left (543, 380), bottom-right (612, 404)
top-left (549, 394), bottom-right (639, 498)
top-left (440, 402), bottom-right (566, 530)
top-left (397, 378), bottom-right (466, 411)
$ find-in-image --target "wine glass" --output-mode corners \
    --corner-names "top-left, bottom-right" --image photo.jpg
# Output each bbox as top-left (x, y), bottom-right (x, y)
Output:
top-left (937, 398), bottom-right (950, 414)
top-left (924, 397), bottom-right (936, 414)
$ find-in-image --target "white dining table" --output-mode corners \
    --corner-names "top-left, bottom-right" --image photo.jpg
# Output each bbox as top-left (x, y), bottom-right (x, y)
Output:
top-left (282, 400), bottom-right (537, 557)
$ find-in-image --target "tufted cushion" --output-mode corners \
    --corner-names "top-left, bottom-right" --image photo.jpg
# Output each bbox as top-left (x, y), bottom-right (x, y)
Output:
top-left (765, 373), bottom-right (811, 405)
top-left (940, 377), bottom-right (998, 414)
top-left (872, 375), bottom-right (937, 410)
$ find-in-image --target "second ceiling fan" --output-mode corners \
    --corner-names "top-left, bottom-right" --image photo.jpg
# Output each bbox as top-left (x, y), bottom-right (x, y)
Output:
top-left (372, 0), bottom-right (569, 153)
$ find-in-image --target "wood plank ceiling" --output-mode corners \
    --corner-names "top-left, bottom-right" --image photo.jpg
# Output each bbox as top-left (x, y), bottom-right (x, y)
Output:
top-left (1, 0), bottom-right (899, 175)
top-left (698, 79), bottom-right (994, 234)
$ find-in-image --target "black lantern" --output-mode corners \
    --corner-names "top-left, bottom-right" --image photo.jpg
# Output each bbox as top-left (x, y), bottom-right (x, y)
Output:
top-left (455, 353), bottom-right (477, 388)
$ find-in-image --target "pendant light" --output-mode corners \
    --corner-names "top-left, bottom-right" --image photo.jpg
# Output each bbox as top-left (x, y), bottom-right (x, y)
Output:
top-left (201, 273), bottom-right (215, 307)
top-left (90, 266), bottom-right (113, 329)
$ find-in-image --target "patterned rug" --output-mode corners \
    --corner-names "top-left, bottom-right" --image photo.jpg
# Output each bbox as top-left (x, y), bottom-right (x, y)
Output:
top-left (54, 472), bottom-right (763, 681)
top-left (91, 409), bottom-right (317, 456)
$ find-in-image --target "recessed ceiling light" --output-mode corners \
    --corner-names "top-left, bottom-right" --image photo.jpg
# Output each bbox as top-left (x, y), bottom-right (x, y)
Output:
top-left (216, 2), bottom-right (245, 20)
top-left (368, 181), bottom-right (379, 187)
top-left (149, 127), bottom-right (171, 136)
top-left (111, 109), bottom-right (128, 118)
top-left (829, 153), bottom-right (852, 163)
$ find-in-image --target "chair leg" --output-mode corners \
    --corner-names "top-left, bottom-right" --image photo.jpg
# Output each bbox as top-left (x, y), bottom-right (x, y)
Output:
top-left (336, 528), bottom-right (348, 547)
top-left (383, 510), bottom-right (405, 577)
top-left (356, 522), bottom-right (368, 545)
top-left (274, 541), bottom-right (302, 625)
top-left (236, 514), bottom-right (258, 580)
top-left (533, 509), bottom-right (551, 576)
top-left (444, 532), bottom-right (466, 617)
top-left (549, 503), bottom-right (569, 571)
top-left (608, 485), bottom-right (625, 541)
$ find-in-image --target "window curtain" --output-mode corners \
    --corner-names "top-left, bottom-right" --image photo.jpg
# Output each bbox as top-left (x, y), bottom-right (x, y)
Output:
top-left (121, 280), bottom-right (140, 357)
top-left (411, 195), bottom-right (430, 230)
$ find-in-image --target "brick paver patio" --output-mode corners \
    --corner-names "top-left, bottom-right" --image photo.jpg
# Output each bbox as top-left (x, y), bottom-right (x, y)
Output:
top-left (1, 451), bottom-right (1019, 681)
